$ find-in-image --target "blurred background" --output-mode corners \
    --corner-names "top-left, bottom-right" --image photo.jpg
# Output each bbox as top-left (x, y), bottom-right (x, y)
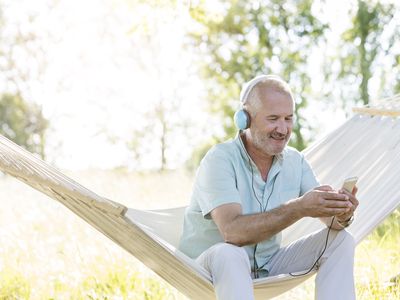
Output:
top-left (0, 0), bottom-right (399, 299)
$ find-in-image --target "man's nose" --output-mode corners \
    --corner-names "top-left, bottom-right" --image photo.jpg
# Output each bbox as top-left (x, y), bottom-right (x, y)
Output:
top-left (275, 119), bottom-right (288, 134)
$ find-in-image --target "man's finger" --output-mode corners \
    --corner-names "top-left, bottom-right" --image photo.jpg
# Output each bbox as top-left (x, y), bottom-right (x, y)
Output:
top-left (314, 185), bottom-right (333, 192)
top-left (324, 199), bottom-right (352, 209)
top-left (321, 191), bottom-right (349, 201)
top-left (339, 189), bottom-right (359, 206)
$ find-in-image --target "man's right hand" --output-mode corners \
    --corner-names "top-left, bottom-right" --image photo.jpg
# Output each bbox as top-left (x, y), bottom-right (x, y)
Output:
top-left (295, 186), bottom-right (352, 218)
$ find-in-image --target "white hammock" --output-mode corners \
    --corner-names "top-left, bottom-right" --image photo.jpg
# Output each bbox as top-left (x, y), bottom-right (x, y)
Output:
top-left (0, 98), bottom-right (399, 299)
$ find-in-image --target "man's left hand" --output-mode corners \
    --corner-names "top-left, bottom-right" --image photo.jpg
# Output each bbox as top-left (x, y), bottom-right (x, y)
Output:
top-left (336, 186), bottom-right (359, 223)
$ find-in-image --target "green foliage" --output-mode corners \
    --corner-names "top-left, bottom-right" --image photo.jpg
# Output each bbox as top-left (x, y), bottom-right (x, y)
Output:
top-left (339, 0), bottom-right (396, 105)
top-left (373, 208), bottom-right (399, 243)
top-left (75, 270), bottom-right (136, 299)
top-left (0, 93), bottom-right (48, 159)
top-left (77, 275), bottom-right (172, 300)
top-left (186, 137), bottom-right (220, 172)
top-left (0, 265), bottom-right (179, 300)
top-left (187, 0), bottom-right (400, 169)
top-left (188, 0), bottom-right (328, 155)
top-left (0, 271), bottom-right (31, 299)
top-left (355, 209), bottom-right (400, 300)
top-left (59, 264), bottom-right (178, 300)
top-left (123, 0), bottom-right (198, 172)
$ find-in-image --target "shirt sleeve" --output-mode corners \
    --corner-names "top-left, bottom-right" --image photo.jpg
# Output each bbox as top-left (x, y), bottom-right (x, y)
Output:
top-left (194, 146), bottom-right (241, 219)
top-left (300, 155), bottom-right (320, 195)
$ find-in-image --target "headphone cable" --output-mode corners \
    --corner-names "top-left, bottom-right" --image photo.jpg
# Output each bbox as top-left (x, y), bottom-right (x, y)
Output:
top-left (238, 131), bottom-right (335, 278)
top-left (238, 132), bottom-right (274, 278)
top-left (289, 216), bottom-right (335, 276)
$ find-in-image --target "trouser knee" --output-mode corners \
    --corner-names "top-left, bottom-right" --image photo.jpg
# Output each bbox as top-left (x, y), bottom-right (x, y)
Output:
top-left (336, 229), bottom-right (356, 253)
top-left (210, 243), bottom-right (251, 274)
top-left (204, 243), bottom-right (254, 300)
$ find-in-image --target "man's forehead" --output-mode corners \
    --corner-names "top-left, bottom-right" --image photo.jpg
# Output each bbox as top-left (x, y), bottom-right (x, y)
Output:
top-left (259, 89), bottom-right (293, 104)
top-left (256, 90), bottom-right (294, 115)
top-left (256, 83), bottom-right (293, 100)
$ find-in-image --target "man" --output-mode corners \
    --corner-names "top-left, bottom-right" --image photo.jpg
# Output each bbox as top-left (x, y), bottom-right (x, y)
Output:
top-left (179, 74), bottom-right (359, 300)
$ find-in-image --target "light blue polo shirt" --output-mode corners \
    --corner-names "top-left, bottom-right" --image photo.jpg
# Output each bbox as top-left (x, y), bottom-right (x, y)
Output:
top-left (179, 135), bottom-right (319, 272)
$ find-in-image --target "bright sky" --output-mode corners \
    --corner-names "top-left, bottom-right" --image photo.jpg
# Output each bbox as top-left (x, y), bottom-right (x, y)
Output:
top-left (2, 0), bottom-right (211, 170)
top-left (2, 0), bottom-right (394, 170)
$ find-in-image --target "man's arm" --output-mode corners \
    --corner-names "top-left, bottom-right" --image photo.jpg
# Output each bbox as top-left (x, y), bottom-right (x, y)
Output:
top-left (211, 188), bottom-right (352, 246)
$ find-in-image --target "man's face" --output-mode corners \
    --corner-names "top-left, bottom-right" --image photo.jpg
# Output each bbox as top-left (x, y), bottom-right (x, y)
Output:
top-left (249, 88), bottom-right (294, 157)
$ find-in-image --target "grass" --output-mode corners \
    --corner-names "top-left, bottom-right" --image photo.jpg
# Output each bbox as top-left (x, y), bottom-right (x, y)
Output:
top-left (0, 264), bottom-right (180, 300)
top-left (279, 210), bottom-right (400, 300)
top-left (355, 210), bottom-right (400, 300)
top-left (0, 169), bottom-right (398, 299)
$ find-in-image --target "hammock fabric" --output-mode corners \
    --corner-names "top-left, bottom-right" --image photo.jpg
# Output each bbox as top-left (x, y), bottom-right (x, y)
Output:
top-left (0, 97), bottom-right (399, 299)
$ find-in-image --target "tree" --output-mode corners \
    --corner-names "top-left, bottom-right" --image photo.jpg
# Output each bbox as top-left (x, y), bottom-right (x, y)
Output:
top-left (0, 1), bottom-right (49, 159)
top-left (188, 0), bottom-right (328, 151)
top-left (338, 0), bottom-right (397, 105)
top-left (0, 94), bottom-right (48, 158)
top-left (122, 1), bottom-right (201, 171)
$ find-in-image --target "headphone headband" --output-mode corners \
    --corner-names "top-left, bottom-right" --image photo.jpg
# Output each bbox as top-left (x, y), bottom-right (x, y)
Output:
top-left (239, 74), bottom-right (283, 104)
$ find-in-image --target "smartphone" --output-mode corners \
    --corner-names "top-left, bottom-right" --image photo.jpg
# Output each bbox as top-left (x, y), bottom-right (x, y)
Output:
top-left (342, 176), bottom-right (358, 193)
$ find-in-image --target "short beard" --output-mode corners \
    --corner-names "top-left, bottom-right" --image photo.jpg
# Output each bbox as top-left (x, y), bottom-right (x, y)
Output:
top-left (251, 127), bottom-right (288, 156)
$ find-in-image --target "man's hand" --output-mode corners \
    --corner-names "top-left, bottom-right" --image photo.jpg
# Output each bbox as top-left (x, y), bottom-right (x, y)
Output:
top-left (336, 186), bottom-right (359, 223)
top-left (299, 184), bottom-right (359, 230)
top-left (295, 185), bottom-right (353, 218)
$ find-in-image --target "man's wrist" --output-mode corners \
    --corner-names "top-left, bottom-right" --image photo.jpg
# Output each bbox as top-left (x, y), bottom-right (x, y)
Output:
top-left (337, 215), bottom-right (354, 228)
top-left (287, 197), bottom-right (305, 219)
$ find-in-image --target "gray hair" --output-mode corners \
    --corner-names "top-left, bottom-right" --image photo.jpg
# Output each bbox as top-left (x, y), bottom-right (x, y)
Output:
top-left (241, 75), bottom-right (293, 117)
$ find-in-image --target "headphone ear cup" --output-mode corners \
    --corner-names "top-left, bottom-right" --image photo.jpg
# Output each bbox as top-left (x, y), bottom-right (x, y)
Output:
top-left (234, 109), bottom-right (250, 130)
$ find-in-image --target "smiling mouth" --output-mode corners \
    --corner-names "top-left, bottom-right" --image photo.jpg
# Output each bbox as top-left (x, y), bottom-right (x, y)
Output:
top-left (270, 134), bottom-right (286, 141)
